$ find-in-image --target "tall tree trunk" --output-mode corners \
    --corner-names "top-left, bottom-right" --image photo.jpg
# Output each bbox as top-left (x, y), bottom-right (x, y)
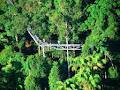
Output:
top-left (15, 35), bottom-right (18, 43)
top-left (38, 46), bottom-right (40, 56)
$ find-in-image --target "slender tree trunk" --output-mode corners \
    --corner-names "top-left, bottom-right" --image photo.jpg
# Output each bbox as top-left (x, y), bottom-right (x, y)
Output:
top-left (45, 87), bottom-right (47, 90)
top-left (15, 35), bottom-right (18, 42)
top-left (15, 35), bottom-right (22, 52)
top-left (38, 46), bottom-right (40, 56)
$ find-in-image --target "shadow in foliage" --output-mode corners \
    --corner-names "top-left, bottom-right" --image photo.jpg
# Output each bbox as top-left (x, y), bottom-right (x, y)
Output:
top-left (102, 60), bottom-right (120, 90)
top-left (78, 30), bottom-right (91, 43)
top-left (0, 9), bottom-right (5, 15)
top-left (59, 61), bottom-right (68, 81)
top-left (0, 44), bottom-right (4, 52)
top-left (38, 77), bottom-right (49, 90)
top-left (106, 39), bottom-right (120, 53)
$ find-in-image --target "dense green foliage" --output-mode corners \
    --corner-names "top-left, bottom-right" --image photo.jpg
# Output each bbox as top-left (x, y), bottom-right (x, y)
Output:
top-left (0, 0), bottom-right (120, 90)
top-left (49, 62), bottom-right (60, 90)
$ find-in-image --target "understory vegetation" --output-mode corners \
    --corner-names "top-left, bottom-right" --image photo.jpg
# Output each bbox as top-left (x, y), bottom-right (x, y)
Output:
top-left (0, 0), bottom-right (120, 90)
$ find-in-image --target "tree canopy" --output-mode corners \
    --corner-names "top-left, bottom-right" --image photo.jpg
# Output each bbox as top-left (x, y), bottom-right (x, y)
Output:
top-left (0, 0), bottom-right (120, 90)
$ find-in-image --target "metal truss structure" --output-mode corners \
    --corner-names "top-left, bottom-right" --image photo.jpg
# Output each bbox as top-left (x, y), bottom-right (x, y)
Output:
top-left (27, 26), bottom-right (82, 77)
